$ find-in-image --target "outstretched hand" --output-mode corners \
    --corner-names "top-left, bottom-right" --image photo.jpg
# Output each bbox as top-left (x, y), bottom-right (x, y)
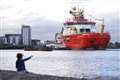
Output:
top-left (30, 55), bottom-right (33, 58)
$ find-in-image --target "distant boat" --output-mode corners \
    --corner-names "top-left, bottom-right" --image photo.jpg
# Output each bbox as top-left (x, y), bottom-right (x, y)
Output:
top-left (58, 7), bottom-right (111, 50)
top-left (24, 46), bottom-right (53, 51)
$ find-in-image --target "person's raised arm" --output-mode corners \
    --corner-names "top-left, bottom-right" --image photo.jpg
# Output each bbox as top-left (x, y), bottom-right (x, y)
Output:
top-left (23, 55), bottom-right (33, 61)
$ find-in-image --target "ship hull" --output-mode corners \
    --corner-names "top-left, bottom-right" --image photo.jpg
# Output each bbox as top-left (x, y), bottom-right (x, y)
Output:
top-left (63, 33), bottom-right (110, 50)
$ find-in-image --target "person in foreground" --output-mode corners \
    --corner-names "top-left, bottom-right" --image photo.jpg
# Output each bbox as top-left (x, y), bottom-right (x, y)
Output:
top-left (16, 53), bottom-right (33, 72)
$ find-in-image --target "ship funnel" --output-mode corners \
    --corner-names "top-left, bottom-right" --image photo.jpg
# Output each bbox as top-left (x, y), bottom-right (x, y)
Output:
top-left (99, 23), bottom-right (104, 33)
top-left (98, 19), bottom-right (104, 33)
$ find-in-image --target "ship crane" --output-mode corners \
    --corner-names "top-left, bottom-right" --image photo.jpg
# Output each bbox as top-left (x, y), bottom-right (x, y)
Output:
top-left (86, 13), bottom-right (105, 33)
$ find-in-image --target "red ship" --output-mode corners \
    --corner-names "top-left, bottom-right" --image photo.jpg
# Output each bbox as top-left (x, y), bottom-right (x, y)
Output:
top-left (61, 7), bottom-right (110, 49)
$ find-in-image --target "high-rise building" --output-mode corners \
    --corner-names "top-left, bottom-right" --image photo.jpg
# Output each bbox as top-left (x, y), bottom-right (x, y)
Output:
top-left (21, 25), bottom-right (31, 46)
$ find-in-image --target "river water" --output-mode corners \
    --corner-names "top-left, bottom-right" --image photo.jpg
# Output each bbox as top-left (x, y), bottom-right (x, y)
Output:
top-left (0, 49), bottom-right (120, 78)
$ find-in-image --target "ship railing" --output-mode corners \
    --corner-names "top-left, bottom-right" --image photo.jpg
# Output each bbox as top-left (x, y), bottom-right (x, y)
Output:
top-left (65, 18), bottom-right (75, 22)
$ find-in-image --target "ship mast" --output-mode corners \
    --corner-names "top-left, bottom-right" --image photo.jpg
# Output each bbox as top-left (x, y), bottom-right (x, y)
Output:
top-left (69, 7), bottom-right (84, 21)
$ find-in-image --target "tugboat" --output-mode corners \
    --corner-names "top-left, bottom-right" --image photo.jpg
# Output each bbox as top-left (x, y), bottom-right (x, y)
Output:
top-left (61, 7), bottom-right (110, 49)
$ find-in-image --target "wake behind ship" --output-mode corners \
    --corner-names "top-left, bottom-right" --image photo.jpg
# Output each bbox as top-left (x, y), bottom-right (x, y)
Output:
top-left (56, 7), bottom-right (110, 50)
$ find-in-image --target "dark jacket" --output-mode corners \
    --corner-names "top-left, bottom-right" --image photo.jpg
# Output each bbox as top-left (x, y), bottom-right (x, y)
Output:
top-left (16, 56), bottom-right (32, 72)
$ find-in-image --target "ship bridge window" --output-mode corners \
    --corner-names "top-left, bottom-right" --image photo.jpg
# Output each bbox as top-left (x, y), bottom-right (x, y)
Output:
top-left (80, 28), bottom-right (91, 33)
top-left (86, 29), bottom-right (90, 32)
top-left (80, 29), bottom-right (85, 33)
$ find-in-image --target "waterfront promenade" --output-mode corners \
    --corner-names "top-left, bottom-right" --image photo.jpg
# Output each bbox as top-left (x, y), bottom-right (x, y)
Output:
top-left (0, 70), bottom-right (120, 80)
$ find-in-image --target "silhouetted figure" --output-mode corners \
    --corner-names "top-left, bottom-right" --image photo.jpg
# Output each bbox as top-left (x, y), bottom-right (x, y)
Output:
top-left (16, 53), bottom-right (33, 72)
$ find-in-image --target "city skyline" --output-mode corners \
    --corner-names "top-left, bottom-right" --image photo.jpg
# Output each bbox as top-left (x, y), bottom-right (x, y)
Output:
top-left (0, 0), bottom-right (120, 41)
top-left (0, 25), bottom-right (31, 46)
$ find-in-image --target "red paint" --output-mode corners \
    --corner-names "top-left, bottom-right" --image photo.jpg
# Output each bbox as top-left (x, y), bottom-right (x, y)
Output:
top-left (63, 33), bottom-right (110, 49)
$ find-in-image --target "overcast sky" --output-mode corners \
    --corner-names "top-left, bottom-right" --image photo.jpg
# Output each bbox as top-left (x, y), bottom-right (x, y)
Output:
top-left (0, 0), bottom-right (120, 42)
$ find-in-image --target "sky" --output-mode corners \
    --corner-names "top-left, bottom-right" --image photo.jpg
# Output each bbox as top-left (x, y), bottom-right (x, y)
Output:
top-left (0, 0), bottom-right (120, 42)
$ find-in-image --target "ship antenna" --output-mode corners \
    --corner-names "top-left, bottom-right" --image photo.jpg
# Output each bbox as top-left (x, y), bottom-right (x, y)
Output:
top-left (77, 5), bottom-right (79, 12)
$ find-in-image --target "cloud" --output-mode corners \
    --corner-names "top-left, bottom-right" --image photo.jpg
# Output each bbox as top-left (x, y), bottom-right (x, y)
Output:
top-left (0, 5), bottom-right (12, 10)
top-left (0, 0), bottom-right (120, 41)
top-left (31, 19), bottom-right (62, 40)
